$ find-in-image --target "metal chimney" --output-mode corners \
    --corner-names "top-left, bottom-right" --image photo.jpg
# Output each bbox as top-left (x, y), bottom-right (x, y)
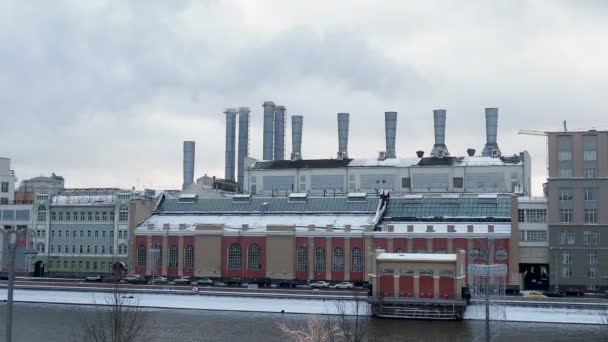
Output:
top-left (337, 113), bottom-right (350, 159)
top-left (481, 107), bottom-right (501, 157)
top-left (182, 141), bottom-right (195, 190)
top-left (273, 105), bottom-right (286, 160)
top-left (291, 115), bottom-right (303, 160)
top-left (237, 107), bottom-right (250, 189)
top-left (224, 108), bottom-right (237, 181)
top-left (262, 101), bottom-right (275, 160)
top-left (430, 109), bottom-right (450, 158)
top-left (385, 111), bottom-right (397, 158)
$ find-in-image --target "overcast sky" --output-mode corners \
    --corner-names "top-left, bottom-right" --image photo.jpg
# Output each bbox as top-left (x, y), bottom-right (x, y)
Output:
top-left (2, 0), bottom-right (607, 195)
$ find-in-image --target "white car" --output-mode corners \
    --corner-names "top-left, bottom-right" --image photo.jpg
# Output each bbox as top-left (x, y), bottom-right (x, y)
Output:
top-left (173, 276), bottom-right (192, 285)
top-left (310, 281), bottom-right (330, 288)
top-left (150, 276), bottom-right (168, 284)
top-left (333, 282), bottom-right (354, 289)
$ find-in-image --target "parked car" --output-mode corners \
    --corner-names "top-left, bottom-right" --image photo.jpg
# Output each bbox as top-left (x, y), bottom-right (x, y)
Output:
top-left (173, 276), bottom-right (192, 285)
top-left (248, 277), bottom-right (271, 288)
top-left (196, 278), bottom-right (215, 286)
top-left (125, 275), bottom-right (147, 284)
top-left (225, 278), bottom-right (242, 286)
top-left (561, 288), bottom-right (585, 297)
top-left (150, 276), bottom-right (168, 284)
top-left (276, 279), bottom-right (298, 288)
top-left (310, 281), bottom-right (330, 289)
top-left (543, 290), bottom-right (563, 297)
top-left (85, 275), bottom-right (103, 282)
top-left (333, 282), bottom-right (354, 289)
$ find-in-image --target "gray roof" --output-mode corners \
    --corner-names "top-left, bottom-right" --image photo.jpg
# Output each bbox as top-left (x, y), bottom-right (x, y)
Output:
top-left (158, 196), bottom-right (380, 214)
top-left (384, 195), bottom-right (512, 221)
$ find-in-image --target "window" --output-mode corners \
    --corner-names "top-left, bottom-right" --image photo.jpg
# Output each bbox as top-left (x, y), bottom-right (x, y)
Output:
top-left (65, 245), bottom-right (68, 253)
top-left (315, 247), bottom-right (326, 272)
top-left (1, 182), bottom-right (8, 192)
top-left (80, 212), bottom-right (85, 221)
top-left (102, 231), bottom-right (106, 238)
top-left (102, 246), bottom-right (106, 254)
top-left (559, 209), bottom-right (573, 223)
top-left (584, 231), bottom-right (600, 245)
top-left (351, 248), bottom-right (362, 272)
top-left (562, 250), bottom-right (572, 265)
top-left (78, 261), bottom-right (82, 270)
top-left (65, 212), bottom-right (71, 221)
top-left (119, 205), bottom-right (129, 221)
top-left (101, 262), bottom-right (105, 271)
top-left (57, 245), bottom-right (62, 253)
top-left (332, 247), bottom-right (344, 272)
top-left (169, 245), bottom-right (178, 267)
top-left (560, 231), bottom-right (575, 244)
top-left (93, 261), bottom-right (98, 270)
top-left (118, 231), bottom-right (122, 239)
top-left (583, 150), bottom-right (597, 161)
top-left (296, 247), bottom-right (308, 271)
top-left (495, 248), bottom-right (508, 260)
top-left (50, 245), bottom-right (55, 253)
top-left (71, 261), bottom-right (75, 270)
top-left (584, 187), bottom-right (599, 201)
top-left (184, 245), bottom-right (194, 268)
top-left (58, 230), bottom-right (62, 238)
top-left (587, 267), bottom-right (598, 278)
top-left (558, 151), bottom-right (571, 161)
top-left (470, 248), bottom-right (486, 260)
top-left (88, 212), bottom-right (92, 221)
top-left (559, 168), bottom-right (572, 177)
top-left (95, 212), bottom-right (100, 221)
top-left (110, 231), bottom-right (114, 238)
top-left (152, 244), bottom-right (162, 267)
top-left (587, 250), bottom-right (598, 265)
top-left (87, 245), bottom-right (91, 254)
top-left (247, 244), bottom-right (262, 270)
top-left (72, 230), bottom-right (76, 238)
top-left (137, 245), bottom-right (146, 267)
top-left (79, 245), bottom-right (83, 254)
top-left (109, 246), bottom-right (113, 254)
top-left (228, 244), bottom-right (241, 269)
top-left (395, 248), bottom-right (406, 253)
top-left (559, 189), bottom-right (572, 202)
top-left (584, 167), bottom-right (597, 178)
top-left (58, 212), bottom-right (63, 221)
top-left (102, 212), bottom-right (107, 221)
top-left (435, 248), bottom-right (447, 254)
top-left (51, 212), bottom-right (56, 221)
top-left (584, 209), bottom-right (598, 224)
top-left (110, 212), bottom-right (115, 221)
top-left (453, 177), bottom-right (463, 188)
top-left (37, 205), bottom-right (46, 222)
top-left (94, 245), bottom-right (98, 254)
top-left (72, 245), bottom-right (76, 254)
top-left (85, 261), bottom-right (90, 270)
top-left (518, 210), bottom-right (525, 222)
top-left (88, 230), bottom-right (91, 238)
top-left (562, 266), bottom-right (572, 278)
top-left (95, 231), bottom-right (99, 238)
top-left (51, 230), bottom-right (55, 238)
top-left (526, 230), bottom-right (547, 242)
top-left (80, 230), bottom-right (83, 238)
top-left (401, 177), bottom-right (411, 188)
top-left (72, 212), bottom-right (77, 221)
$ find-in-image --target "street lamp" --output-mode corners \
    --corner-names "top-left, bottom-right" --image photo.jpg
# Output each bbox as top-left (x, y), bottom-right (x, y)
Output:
top-left (2, 226), bottom-right (36, 342)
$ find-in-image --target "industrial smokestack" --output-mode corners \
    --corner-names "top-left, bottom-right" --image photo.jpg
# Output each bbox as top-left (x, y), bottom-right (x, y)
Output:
top-left (273, 105), bottom-right (286, 160)
top-left (337, 113), bottom-right (350, 159)
top-left (262, 101), bottom-right (275, 160)
top-left (182, 141), bottom-right (195, 190)
top-left (291, 115), bottom-right (303, 160)
top-left (430, 109), bottom-right (450, 158)
top-left (385, 111), bottom-right (397, 158)
top-left (482, 107), bottom-right (501, 157)
top-left (224, 108), bottom-right (237, 181)
top-left (237, 107), bottom-right (250, 189)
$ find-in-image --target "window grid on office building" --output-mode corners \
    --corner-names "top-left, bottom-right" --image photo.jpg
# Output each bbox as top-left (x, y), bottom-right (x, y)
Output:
top-left (168, 245), bottom-right (178, 268)
top-left (584, 209), bottom-right (598, 224)
top-left (560, 231), bottom-right (575, 245)
top-left (562, 267), bottom-right (572, 278)
top-left (526, 230), bottom-right (547, 242)
top-left (119, 205), bottom-right (128, 221)
top-left (587, 267), bottom-right (598, 278)
top-left (559, 168), bottom-right (572, 177)
top-left (351, 247), bottom-right (362, 272)
top-left (587, 250), bottom-right (598, 265)
top-left (184, 245), bottom-right (194, 268)
top-left (315, 248), bottom-right (326, 272)
top-left (559, 209), bottom-right (573, 223)
top-left (332, 247), bottom-right (344, 272)
top-left (296, 247), bottom-right (308, 271)
top-left (584, 231), bottom-right (600, 245)
top-left (227, 244), bottom-right (241, 269)
top-left (137, 245), bottom-right (146, 267)
top-left (562, 250), bottom-right (572, 265)
top-left (247, 244), bottom-right (261, 270)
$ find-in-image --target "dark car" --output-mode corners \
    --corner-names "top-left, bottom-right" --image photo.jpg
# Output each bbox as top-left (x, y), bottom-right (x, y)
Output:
top-left (277, 279), bottom-right (298, 288)
top-left (225, 278), bottom-right (242, 286)
top-left (85, 275), bottom-right (103, 282)
top-left (196, 278), bottom-right (215, 286)
top-left (248, 277), bottom-right (271, 288)
top-left (561, 288), bottom-right (585, 296)
top-left (125, 275), bottom-right (147, 284)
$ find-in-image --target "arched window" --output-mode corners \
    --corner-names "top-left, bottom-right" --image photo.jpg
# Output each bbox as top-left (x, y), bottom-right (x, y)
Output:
top-left (137, 245), bottom-right (146, 267)
top-left (169, 245), bottom-right (178, 267)
top-left (152, 243), bottom-right (162, 267)
top-left (351, 247), bottom-right (362, 272)
top-left (332, 247), bottom-right (344, 272)
top-left (184, 245), bottom-right (194, 268)
top-left (119, 205), bottom-right (128, 221)
top-left (395, 248), bottom-right (406, 253)
top-left (495, 248), bottom-right (508, 260)
top-left (228, 243), bottom-right (241, 269)
top-left (247, 244), bottom-right (262, 270)
top-left (435, 248), bottom-right (447, 254)
top-left (296, 247), bottom-right (308, 271)
top-left (315, 247), bottom-right (325, 272)
top-left (37, 205), bottom-right (46, 222)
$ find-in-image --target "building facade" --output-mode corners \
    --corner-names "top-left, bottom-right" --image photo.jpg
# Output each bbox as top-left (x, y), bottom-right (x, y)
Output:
top-left (517, 196), bottom-right (549, 290)
top-left (0, 157), bottom-right (17, 203)
top-left (547, 130), bottom-right (608, 292)
top-left (30, 189), bottom-right (132, 277)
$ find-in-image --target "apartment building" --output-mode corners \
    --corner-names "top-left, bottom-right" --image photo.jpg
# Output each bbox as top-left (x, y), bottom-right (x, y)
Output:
top-left (547, 130), bottom-right (608, 292)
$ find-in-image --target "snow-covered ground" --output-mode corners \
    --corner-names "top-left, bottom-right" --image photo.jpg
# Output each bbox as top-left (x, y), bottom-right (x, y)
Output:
top-left (1, 288), bottom-right (604, 324)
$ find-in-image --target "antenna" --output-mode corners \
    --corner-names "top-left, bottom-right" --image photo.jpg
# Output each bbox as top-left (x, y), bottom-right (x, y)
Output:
top-left (563, 120), bottom-right (568, 132)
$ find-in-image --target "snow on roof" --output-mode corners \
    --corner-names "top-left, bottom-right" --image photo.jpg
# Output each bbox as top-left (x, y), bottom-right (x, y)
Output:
top-left (377, 253), bottom-right (457, 262)
top-left (348, 157), bottom-right (420, 167)
top-left (137, 214), bottom-right (375, 231)
top-left (289, 193), bottom-right (308, 198)
top-left (383, 223), bottom-right (511, 235)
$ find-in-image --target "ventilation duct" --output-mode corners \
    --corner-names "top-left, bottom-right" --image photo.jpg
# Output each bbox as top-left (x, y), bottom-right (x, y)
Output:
top-left (224, 108), bottom-right (237, 181)
top-left (273, 105), bottom-right (286, 160)
top-left (182, 141), bottom-right (195, 190)
top-left (337, 112), bottom-right (350, 159)
top-left (237, 107), bottom-right (250, 189)
top-left (430, 109), bottom-right (450, 158)
top-left (385, 111), bottom-right (397, 158)
top-left (262, 101), bottom-right (275, 160)
top-left (291, 115), bottom-right (303, 161)
top-left (482, 107), bottom-right (501, 157)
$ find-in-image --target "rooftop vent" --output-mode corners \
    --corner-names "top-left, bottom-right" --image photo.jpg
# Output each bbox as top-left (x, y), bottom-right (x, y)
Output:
top-left (347, 192), bottom-right (367, 202)
top-left (467, 148), bottom-right (475, 157)
top-left (178, 194), bottom-right (198, 203)
top-left (232, 194), bottom-right (252, 203)
top-left (288, 192), bottom-right (308, 202)
top-left (416, 150), bottom-right (424, 158)
top-left (378, 151), bottom-right (387, 161)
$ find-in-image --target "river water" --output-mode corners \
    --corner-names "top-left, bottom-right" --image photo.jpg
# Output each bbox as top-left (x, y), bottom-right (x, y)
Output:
top-left (0, 302), bottom-right (605, 341)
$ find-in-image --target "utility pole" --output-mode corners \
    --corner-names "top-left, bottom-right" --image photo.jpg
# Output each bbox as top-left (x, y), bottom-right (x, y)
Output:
top-left (485, 247), bottom-right (490, 342)
top-left (5, 229), bottom-right (17, 342)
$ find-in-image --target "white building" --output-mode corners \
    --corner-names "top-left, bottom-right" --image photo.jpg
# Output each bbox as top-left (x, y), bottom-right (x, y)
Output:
top-left (0, 157), bottom-right (17, 203)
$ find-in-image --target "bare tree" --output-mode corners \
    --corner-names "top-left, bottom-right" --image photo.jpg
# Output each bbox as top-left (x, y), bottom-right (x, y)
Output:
top-left (279, 316), bottom-right (340, 342)
top-left (73, 279), bottom-right (148, 342)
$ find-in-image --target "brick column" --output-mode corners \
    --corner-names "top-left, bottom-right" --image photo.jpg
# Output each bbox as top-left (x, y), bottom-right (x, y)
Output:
top-left (413, 275), bottom-right (420, 298)
top-left (178, 236), bottom-right (184, 276)
top-left (393, 275), bottom-right (400, 297)
top-left (344, 237), bottom-right (351, 281)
